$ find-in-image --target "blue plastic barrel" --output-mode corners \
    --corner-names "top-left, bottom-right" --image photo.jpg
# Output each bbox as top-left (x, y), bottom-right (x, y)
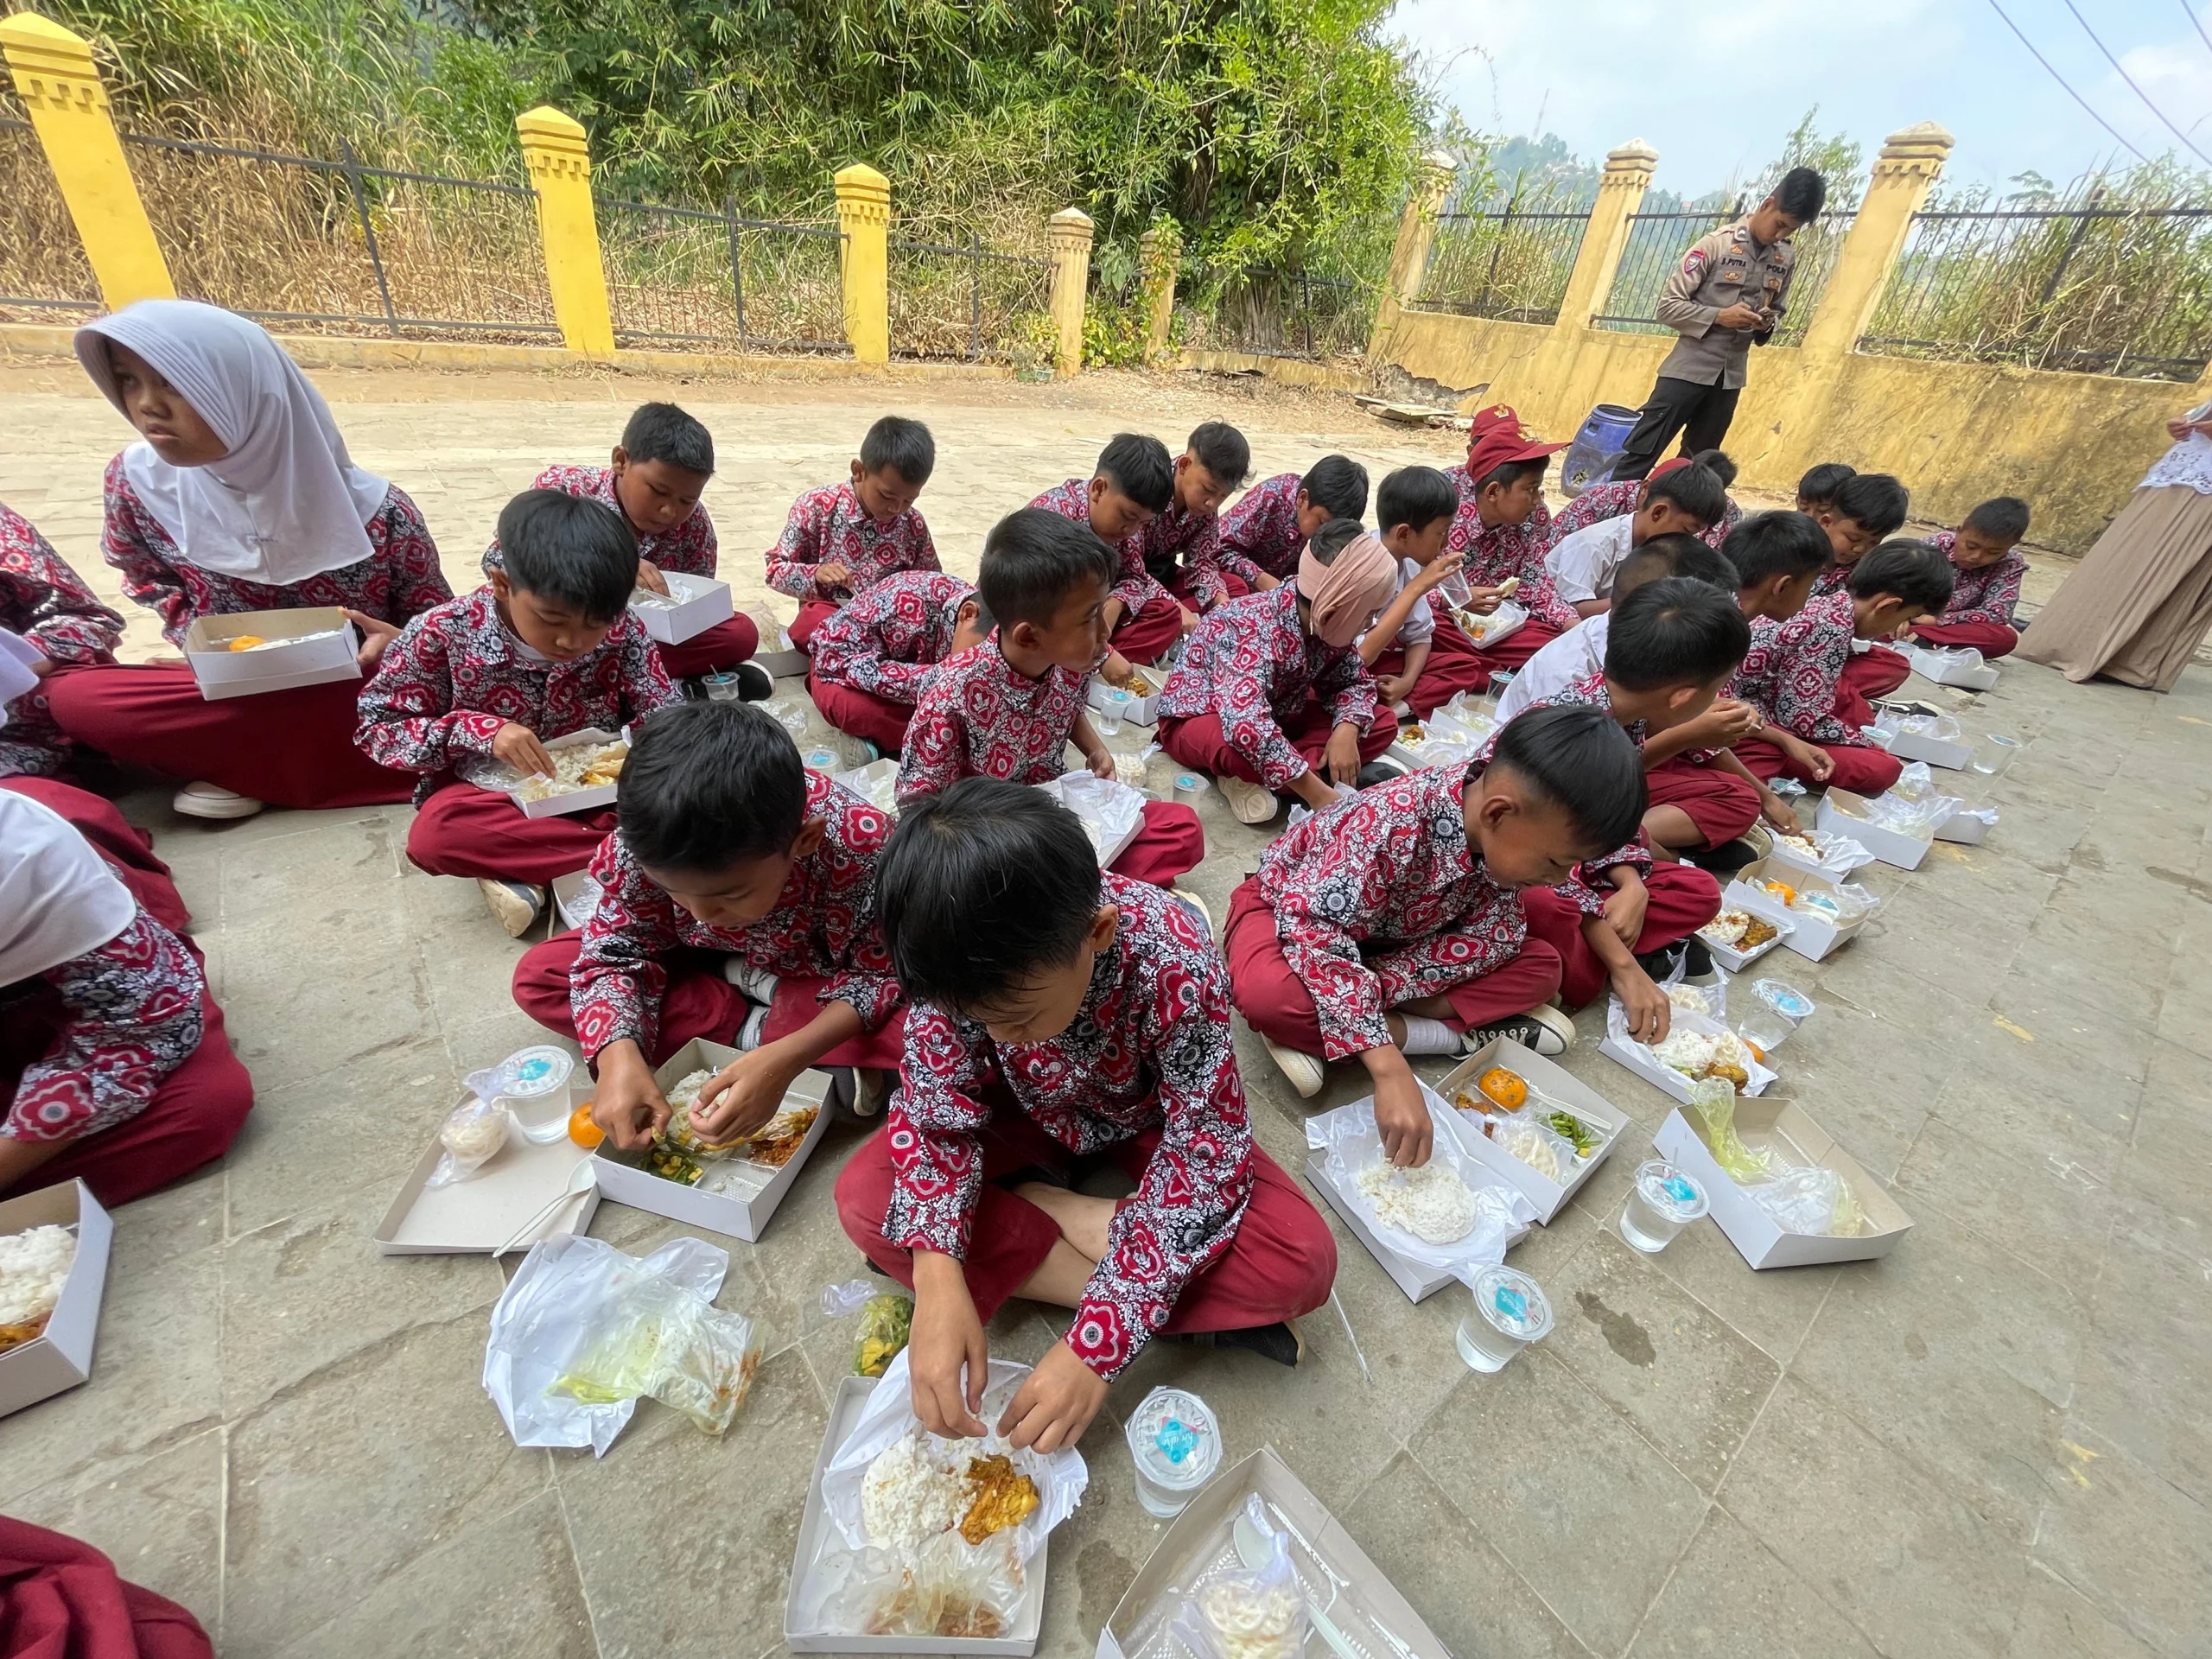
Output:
top-left (1557, 403), bottom-right (1642, 497)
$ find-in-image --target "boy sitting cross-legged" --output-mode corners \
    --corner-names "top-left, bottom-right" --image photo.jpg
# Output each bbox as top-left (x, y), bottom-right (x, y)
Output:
top-left (482, 401), bottom-right (764, 688)
top-left (1441, 405), bottom-right (1580, 675)
top-left (1225, 704), bottom-right (1627, 1114)
top-left (1134, 421), bottom-right (1252, 613)
top-left (1157, 518), bottom-right (1398, 826)
top-left (1731, 537), bottom-right (1957, 798)
top-left (511, 699), bottom-right (906, 1131)
top-left (835, 779), bottom-right (1338, 1452)
top-left (1216, 454), bottom-right (1369, 593)
top-left (358, 489), bottom-right (681, 937)
top-left (1030, 432), bottom-right (1183, 675)
top-left (1809, 471), bottom-right (1913, 721)
top-left (1358, 464), bottom-right (1491, 719)
top-left (766, 415), bottom-right (940, 648)
top-left (805, 569), bottom-right (991, 755)
top-left (1541, 457), bottom-right (1729, 617)
top-left (1910, 495), bottom-right (2031, 658)
top-left (898, 508), bottom-right (1205, 894)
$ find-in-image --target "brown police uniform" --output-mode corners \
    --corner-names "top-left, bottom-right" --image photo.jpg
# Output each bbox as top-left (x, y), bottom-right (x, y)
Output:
top-left (1614, 219), bottom-right (1798, 479)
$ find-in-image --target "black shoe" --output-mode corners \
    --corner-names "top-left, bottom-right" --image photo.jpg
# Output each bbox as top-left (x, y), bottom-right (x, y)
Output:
top-left (734, 661), bottom-right (775, 701)
top-left (1461, 1005), bottom-right (1574, 1056)
top-left (1356, 760), bottom-right (1404, 788)
top-left (1687, 837), bottom-right (1763, 879)
top-left (1173, 1319), bottom-right (1306, 1368)
top-left (1635, 938), bottom-right (1713, 981)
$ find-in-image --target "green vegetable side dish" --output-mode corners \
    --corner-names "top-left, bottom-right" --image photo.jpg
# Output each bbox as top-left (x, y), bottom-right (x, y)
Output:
top-left (1543, 1109), bottom-right (1602, 1158)
top-left (853, 1293), bottom-right (913, 1377)
top-left (648, 1143), bottom-right (705, 1187)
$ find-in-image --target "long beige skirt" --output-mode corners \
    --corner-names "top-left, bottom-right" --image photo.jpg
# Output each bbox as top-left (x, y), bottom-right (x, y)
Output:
top-left (2018, 485), bottom-right (2212, 691)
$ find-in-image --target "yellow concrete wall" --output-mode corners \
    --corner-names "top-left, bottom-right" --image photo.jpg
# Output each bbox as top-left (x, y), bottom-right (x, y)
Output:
top-left (1369, 308), bottom-right (2179, 553)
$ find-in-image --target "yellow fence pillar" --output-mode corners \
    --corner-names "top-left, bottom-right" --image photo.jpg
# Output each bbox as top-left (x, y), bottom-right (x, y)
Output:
top-left (514, 106), bottom-right (613, 359)
top-left (1046, 207), bottom-right (1095, 374)
top-left (1368, 149), bottom-right (1455, 354)
top-left (1558, 140), bottom-right (1657, 329)
top-left (1139, 223), bottom-right (1180, 365)
top-left (834, 164), bottom-right (892, 365)
top-left (1, 14), bottom-right (172, 308)
top-left (1799, 122), bottom-right (1953, 364)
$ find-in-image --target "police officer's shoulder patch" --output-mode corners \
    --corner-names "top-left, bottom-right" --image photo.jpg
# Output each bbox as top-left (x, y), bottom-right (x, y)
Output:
top-left (1681, 248), bottom-right (1707, 276)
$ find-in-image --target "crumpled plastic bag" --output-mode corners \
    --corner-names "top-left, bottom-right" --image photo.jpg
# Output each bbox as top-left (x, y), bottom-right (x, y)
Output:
top-left (853, 1293), bottom-right (912, 1377)
top-left (834, 757), bottom-right (901, 817)
top-left (820, 1349), bottom-right (1087, 1567)
top-left (425, 1093), bottom-right (512, 1189)
top-left (1872, 708), bottom-right (1961, 745)
top-left (1769, 828), bottom-right (1875, 878)
top-left (1173, 1497), bottom-right (1310, 1659)
top-left (799, 1528), bottom-right (1028, 1641)
top-left (1308, 1092), bottom-right (1533, 1281)
top-left (1039, 770), bottom-right (1146, 866)
top-left (1687, 1077), bottom-right (1777, 1182)
top-left (482, 1234), bottom-right (761, 1455)
top-left (1745, 1165), bottom-right (1867, 1236)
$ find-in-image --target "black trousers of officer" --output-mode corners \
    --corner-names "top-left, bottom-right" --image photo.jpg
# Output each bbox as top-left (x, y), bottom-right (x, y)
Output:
top-left (1611, 377), bottom-right (1741, 480)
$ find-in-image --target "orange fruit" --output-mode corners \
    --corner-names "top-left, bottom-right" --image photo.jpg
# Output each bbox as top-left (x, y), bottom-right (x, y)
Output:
top-left (567, 1105), bottom-right (604, 1148)
top-left (226, 634), bottom-right (266, 652)
top-left (1477, 1066), bottom-right (1528, 1111)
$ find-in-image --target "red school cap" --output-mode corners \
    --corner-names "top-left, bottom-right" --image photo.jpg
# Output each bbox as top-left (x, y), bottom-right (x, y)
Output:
top-left (1464, 404), bottom-right (1567, 484)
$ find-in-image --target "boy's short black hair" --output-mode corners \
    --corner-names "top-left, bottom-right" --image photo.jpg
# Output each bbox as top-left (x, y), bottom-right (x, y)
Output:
top-left (1306, 516), bottom-right (1368, 563)
top-left (1488, 704), bottom-right (1645, 854)
top-left (1605, 575), bottom-right (1751, 693)
top-left (1797, 461), bottom-right (1855, 505)
top-left (1300, 454), bottom-right (1369, 520)
top-left (1645, 461), bottom-right (1727, 527)
top-left (1834, 472), bottom-right (1909, 537)
top-left (1848, 538), bottom-right (1956, 613)
top-left (1687, 448), bottom-right (1738, 488)
top-left (617, 702), bottom-right (808, 874)
top-left (877, 777), bottom-right (1103, 1014)
top-left (860, 415), bottom-right (936, 486)
top-left (1478, 456), bottom-right (1550, 496)
top-left (498, 489), bottom-right (639, 620)
top-left (1097, 433), bottom-right (1174, 512)
top-left (1617, 532), bottom-right (1737, 600)
top-left (1962, 496), bottom-right (2031, 543)
top-left (1775, 167), bottom-right (1827, 221)
top-left (620, 402), bottom-right (714, 475)
top-left (1376, 465), bottom-right (1459, 536)
top-left (1721, 510), bottom-right (1833, 586)
top-left (1187, 422), bottom-right (1252, 488)
top-left (976, 507), bottom-right (1115, 630)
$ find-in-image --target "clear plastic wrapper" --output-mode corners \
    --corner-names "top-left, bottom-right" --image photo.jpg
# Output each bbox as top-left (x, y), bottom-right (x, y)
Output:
top-left (1608, 1001), bottom-right (1777, 1095)
top-left (1172, 1497), bottom-right (1309, 1659)
top-left (1846, 760), bottom-right (1961, 837)
top-left (1745, 1165), bottom-right (1867, 1236)
top-left (799, 1528), bottom-right (1028, 1640)
top-left (1039, 770), bottom-right (1146, 863)
top-left (1308, 1095), bottom-right (1532, 1282)
top-left (424, 1093), bottom-right (512, 1189)
top-left (852, 1293), bottom-right (912, 1377)
top-left (1768, 827), bottom-right (1875, 877)
top-left (483, 1234), bottom-right (759, 1453)
top-left (819, 1277), bottom-right (879, 1318)
top-left (1687, 1077), bottom-right (1776, 1181)
top-left (833, 758), bottom-right (902, 817)
top-left (1873, 708), bottom-right (1961, 746)
top-left (1479, 1107), bottom-right (1582, 1180)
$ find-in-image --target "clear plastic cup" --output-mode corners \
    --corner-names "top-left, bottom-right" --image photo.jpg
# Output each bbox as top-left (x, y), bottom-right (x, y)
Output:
top-left (1738, 1001), bottom-right (1794, 1054)
top-left (1126, 1386), bottom-right (1220, 1516)
top-left (1970, 734), bottom-right (2022, 775)
top-left (1618, 1160), bottom-right (1709, 1253)
top-left (700, 671), bottom-right (744, 702)
top-left (1487, 670), bottom-right (1517, 703)
top-left (1751, 978), bottom-right (1815, 1028)
top-left (1095, 687), bottom-right (1133, 741)
top-left (803, 747), bottom-right (841, 772)
top-left (1456, 1266), bottom-right (1552, 1372)
top-left (1173, 772), bottom-right (1211, 807)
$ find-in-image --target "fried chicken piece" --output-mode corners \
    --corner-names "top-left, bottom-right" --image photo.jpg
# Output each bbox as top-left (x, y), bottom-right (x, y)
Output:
top-left (959, 1453), bottom-right (1039, 1545)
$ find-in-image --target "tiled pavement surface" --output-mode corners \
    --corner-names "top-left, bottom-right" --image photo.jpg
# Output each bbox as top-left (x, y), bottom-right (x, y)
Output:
top-left (1, 364), bottom-right (2205, 1657)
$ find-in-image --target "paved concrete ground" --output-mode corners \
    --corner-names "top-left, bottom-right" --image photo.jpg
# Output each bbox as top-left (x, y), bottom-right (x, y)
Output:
top-left (0, 364), bottom-right (2205, 1658)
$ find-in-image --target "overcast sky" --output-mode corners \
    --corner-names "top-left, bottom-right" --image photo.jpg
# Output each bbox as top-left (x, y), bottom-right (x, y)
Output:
top-left (1392, 0), bottom-right (2212, 195)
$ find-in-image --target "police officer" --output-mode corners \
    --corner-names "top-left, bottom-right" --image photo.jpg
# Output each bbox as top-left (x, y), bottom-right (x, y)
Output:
top-left (1612, 166), bottom-right (1827, 480)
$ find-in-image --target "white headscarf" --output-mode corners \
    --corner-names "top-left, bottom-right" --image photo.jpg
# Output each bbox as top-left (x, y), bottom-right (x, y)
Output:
top-left (75, 301), bottom-right (391, 587)
top-left (0, 789), bottom-right (137, 987)
top-left (0, 629), bottom-right (38, 719)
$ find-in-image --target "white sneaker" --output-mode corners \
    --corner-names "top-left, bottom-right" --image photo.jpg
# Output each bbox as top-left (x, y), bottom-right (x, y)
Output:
top-left (737, 1002), bottom-right (771, 1051)
top-left (477, 878), bottom-right (546, 938)
top-left (721, 958), bottom-right (780, 1003)
top-left (172, 780), bottom-right (263, 820)
top-left (1220, 775), bottom-right (1278, 825)
top-left (1263, 1037), bottom-right (1325, 1098)
top-left (854, 1067), bottom-right (891, 1117)
top-left (1168, 887), bottom-right (1213, 938)
top-left (1739, 823), bottom-right (1774, 858)
top-left (1460, 1004), bottom-right (1576, 1057)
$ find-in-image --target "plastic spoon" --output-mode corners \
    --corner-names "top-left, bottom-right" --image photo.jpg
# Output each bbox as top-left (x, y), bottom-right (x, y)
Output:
top-left (1232, 1510), bottom-right (1373, 1659)
top-left (493, 1161), bottom-right (596, 1258)
top-left (1262, 1501), bottom-right (1425, 1659)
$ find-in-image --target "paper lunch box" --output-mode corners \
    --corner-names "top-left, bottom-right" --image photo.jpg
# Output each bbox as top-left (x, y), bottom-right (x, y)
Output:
top-left (1654, 1098), bottom-right (1913, 1268)
top-left (1431, 1037), bottom-right (1632, 1224)
top-left (375, 1093), bottom-right (601, 1255)
top-left (1088, 664), bottom-right (1166, 726)
top-left (184, 607), bottom-right (361, 700)
top-left (1724, 856), bottom-right (1870, 962)
top-left (629, 570), bottom-right (735, 644)
top-left (0, 1180), bottom-right (113, 1419)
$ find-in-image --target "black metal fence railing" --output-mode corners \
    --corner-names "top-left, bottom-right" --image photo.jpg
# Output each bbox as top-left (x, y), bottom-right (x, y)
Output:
top-left (0, 114), bottom-right (101, 321)
top-left (114, 128), bottom-right (561, 341)
top-left (887, 234), bottom-right (1055, 364)
top-left (1188, 269), bottom-right (1374, 359)
top-left (1765, 209), bottom-right (1856, 346)
top-left (1593, 199), bottom-right (1745, 334)
top-left (596, 195), bottom-right (849, 355)
top-left (1411, 203), bottom-right (1592, 324)
top-left (1861, 200), bottom-right (2212, 380)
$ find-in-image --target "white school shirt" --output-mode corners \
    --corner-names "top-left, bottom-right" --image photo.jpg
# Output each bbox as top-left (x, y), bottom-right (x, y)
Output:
top-left (1545, 516), bottom-right (1636, 605)
top-left (1499, 612), bottom-right (1610, 720)
top-left (1358, 556), bottom-right (1466, 652)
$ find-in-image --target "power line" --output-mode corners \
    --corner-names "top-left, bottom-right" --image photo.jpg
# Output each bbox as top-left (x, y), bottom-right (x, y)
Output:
top-left (2185, 1), bottom-right (2212, 60)
top-left (2063, 0), bottom-right (2212, 167)
top-left (1984, 0), bottom-right (2152, 164)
